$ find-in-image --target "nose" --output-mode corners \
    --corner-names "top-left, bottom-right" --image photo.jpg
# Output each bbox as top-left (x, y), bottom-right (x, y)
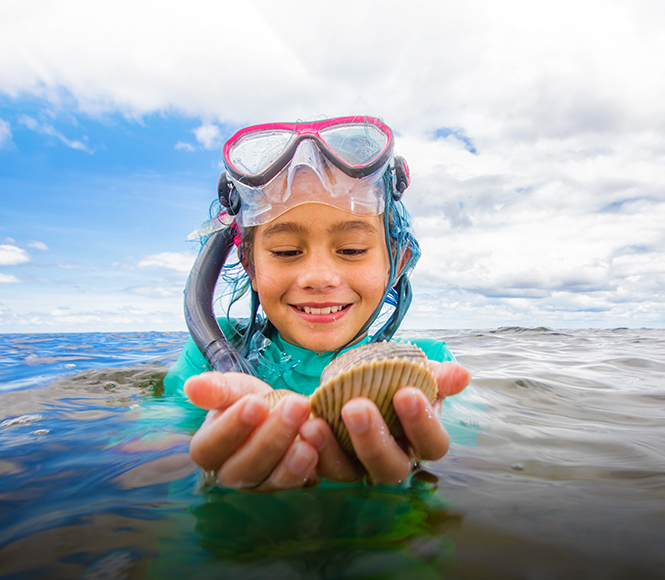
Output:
top-left (295, 249), bottom-right (342, 291)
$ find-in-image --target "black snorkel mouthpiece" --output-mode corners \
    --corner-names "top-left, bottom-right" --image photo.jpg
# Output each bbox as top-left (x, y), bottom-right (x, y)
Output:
top-left (183, 224), bottom-right (255, 374)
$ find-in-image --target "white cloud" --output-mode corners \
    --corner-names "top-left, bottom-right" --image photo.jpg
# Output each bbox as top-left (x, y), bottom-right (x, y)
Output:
top-left (27, 241), bottom-right (49, 251)
top-left (0, 273), bottom-right (20, 284)
top-left (174, 141), bottom-right (195, 152)
top-left (0, 244), bottom-right (29, 265)
top-left (0, 118), bottom-right (11, 147)
top-left (2, 0), bottom-right (664, 148)
top-left (394, 122), bottom-right (665, 327)
top-left (193, 123), bottom-right (221, 150)
top-left (137, 252), bottom-right (195, 273)
top-left (0, 0), bottom-right (309, 119)
top-left (0, 292), bottom-right (188, 333)
top-left (2, 0), bottom-right (664, 140)
top-left (50, 307), bottom-right (70, 316)
top-left (18, 115), bottom-right (92, 152)
top-left (130, 285), bottom-right (181, 298)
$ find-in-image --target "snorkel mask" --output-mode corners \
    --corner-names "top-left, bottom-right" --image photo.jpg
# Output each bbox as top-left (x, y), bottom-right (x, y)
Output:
top-left (220, 116), bottom-right (409, 225)
top-left (184, 116), bottom-right (416, 374)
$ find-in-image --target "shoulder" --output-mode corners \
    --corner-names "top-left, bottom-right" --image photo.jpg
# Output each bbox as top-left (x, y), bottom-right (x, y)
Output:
top-left (395, 336), bottom-right (456, 363)
top-left (163, 317), bottom-right (247, 397)
top-left (163, 335), bottom-right (210, 397)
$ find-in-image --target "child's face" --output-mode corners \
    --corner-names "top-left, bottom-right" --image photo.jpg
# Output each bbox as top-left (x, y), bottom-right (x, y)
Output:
top-left (251, 194), bottom-right (390, 353)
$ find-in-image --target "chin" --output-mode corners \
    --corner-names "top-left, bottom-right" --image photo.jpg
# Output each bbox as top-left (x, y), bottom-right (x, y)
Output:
top-left (291, 333), bottom-right (352, 354)
top-left (308, 332), bottom-right (364, 354)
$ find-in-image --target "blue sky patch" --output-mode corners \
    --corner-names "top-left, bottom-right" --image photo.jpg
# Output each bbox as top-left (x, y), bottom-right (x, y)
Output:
top-left (434, 127), bottom-right (477, 154)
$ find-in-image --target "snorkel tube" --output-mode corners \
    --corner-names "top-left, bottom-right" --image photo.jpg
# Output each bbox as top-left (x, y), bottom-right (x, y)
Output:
top-left (183, 196), bottom-right (255, 374)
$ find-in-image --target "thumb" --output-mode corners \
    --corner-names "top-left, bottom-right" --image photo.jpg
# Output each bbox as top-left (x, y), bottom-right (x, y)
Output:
top-left (429, 361), bottom-right (471, 398)
top-left (184, 371), bottom-right (273, 410)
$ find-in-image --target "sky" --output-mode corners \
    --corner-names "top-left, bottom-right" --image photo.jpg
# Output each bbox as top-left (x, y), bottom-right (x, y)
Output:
top-left (1, 0), bottom-right (664, 333)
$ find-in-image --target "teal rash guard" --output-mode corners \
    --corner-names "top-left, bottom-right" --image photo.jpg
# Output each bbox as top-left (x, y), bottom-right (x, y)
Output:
top-left (164, 318), bottom-right (455, 401)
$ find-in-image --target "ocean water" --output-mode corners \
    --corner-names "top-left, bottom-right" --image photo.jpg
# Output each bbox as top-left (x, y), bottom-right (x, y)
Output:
top-left (0, 328), bottom-right (664, 579)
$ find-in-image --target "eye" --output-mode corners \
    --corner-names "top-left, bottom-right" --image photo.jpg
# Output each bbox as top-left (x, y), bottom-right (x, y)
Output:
top-left (271, 249), bottom-right (302, 258)
top-left (338, 248), bottom-right (368, 257)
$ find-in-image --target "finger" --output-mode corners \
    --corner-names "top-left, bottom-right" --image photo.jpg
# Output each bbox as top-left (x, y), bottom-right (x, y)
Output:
top-left (428, 361), bottom-right (472, 398)
top-left (342, 398), bottom-right (411, 485)
top-left (393, 387), bottom-right (450, 460)
top-left (189, 394), bottom-right (270, 471)
top-left (299, 418), bottom-right (364, 482)
top-left (250, 439), bottom-right (320, 493)
top-left (184, 371), bottom-right (273, 410)
top-left (217, 394), bottom-right (311, 488)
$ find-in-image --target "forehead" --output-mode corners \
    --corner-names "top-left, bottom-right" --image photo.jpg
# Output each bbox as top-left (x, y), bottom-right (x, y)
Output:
top-left (257, 204), bottom-right (384, 239)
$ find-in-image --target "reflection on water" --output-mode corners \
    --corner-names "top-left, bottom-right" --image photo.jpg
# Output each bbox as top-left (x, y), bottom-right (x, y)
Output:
top-left (1, 329), bottom-right (665, 578)
top-left (176, 475), bottom-right (459, 580)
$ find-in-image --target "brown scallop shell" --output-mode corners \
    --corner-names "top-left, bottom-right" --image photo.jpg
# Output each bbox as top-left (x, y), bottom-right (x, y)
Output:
top-left (310, 341), bottom-right (437, 456)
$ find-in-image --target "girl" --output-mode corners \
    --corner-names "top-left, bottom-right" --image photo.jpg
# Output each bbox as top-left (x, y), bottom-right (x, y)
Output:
top-left (165, 116), bottom-right (470, 492)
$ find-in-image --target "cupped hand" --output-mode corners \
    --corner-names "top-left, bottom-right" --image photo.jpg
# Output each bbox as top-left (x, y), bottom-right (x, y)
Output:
top-left (185, 372), bottom-right (320, 492)
top-left (299, 360), bottom-right (471, 485)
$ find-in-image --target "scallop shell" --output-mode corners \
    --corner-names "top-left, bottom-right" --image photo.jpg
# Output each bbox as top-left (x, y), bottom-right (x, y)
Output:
top-left (264, 389), bottom-right (293, 408)
top-left (310, 341), bottom-right (437, 456)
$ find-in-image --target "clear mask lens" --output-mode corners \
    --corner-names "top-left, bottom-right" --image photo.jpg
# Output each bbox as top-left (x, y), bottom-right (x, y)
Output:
top-left (229, 130), bottom-right (295, 175)
top-left (318, 123), bottom-right (389, 166)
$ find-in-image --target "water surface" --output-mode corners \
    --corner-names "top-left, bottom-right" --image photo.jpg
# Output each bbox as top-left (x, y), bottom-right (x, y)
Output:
top-left (1, 328), bottom-right (663, 579)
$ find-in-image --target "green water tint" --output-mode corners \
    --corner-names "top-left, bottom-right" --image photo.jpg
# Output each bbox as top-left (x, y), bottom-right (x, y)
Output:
top-left (148, 479), bottom-right (459, 580)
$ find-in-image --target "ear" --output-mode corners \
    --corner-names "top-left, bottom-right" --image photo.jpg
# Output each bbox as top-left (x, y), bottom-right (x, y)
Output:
top-left (239, 247), bottom-right (256, 287)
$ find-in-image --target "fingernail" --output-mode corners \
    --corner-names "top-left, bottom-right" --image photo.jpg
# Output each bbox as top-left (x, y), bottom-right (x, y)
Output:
top-left (344, 404), bottom-right (370, 433)
top-left (241, 396), bottom-right (268, 423)
top-left (399, 391), bottom-right (419, 417)
top-left (287, 444), bottom-right (317, 477)
top-left (281, 396), bottom-right (309, 426)
top-left (300, 421), bottom-right (325, 451)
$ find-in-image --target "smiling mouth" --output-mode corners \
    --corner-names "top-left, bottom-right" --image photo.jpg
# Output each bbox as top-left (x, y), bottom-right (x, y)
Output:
top-left (295, 304), bottom-right (350, 315)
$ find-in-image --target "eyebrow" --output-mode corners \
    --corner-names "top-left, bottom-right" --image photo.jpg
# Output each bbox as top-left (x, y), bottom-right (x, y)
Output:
top-left (261, 219), bottom-right (380, 239)
top-left (328, 220), bottom-right (380, 236)
top-left (260, 222), bottom-right (308, 239)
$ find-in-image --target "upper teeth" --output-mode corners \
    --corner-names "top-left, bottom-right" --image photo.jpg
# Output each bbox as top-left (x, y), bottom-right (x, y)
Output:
top-left (301, 305), bottom-right (343, 314)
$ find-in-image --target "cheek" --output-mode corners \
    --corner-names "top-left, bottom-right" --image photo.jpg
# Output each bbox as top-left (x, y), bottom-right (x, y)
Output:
top-left (251, 260), bottom-right (286, 298)
top-left (352, 260), bottom-right (390, 298)
top-left (363, 270), bottom-right (388, 289)
top-left (252, 270), bottom-right (270, 295)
